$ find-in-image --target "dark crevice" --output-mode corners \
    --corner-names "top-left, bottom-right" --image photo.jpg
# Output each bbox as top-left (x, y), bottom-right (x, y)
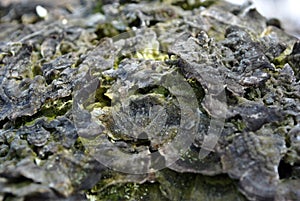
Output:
top-left (278, 160), bottom-right (293, 179)
top-left (128, 17), bottom-right (142, 28)
top-left (135, 85), bottom-right (170, 97)
top-left (225, 88), bottom-right (239, 106)
top-left (0, 118), bottom-right (9, 129)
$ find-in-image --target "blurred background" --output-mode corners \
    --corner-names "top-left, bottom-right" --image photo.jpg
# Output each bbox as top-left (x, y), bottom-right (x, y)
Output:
top-left (0, 0), bottom-right (299, 37)
top-left (226, 0), bottom-right (300, 37)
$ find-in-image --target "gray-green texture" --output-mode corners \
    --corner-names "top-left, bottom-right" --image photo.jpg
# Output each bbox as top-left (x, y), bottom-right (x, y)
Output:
top-left (0, 0), bottom-right (300, 200)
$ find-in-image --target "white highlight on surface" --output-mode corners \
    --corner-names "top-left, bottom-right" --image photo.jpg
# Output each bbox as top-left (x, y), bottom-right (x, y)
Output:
top-left (62, 19), bottom-right (68, 25)
top-left (36, 5), bottom-right (48, 18)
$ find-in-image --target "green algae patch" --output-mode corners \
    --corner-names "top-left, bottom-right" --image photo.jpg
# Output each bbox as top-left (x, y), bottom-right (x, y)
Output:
top-left (87, 169), bottom-right (246, 201)
top-left (40, 98), bottom-right (72, 120)
top-left (88, 182), bottom-right (168, 201)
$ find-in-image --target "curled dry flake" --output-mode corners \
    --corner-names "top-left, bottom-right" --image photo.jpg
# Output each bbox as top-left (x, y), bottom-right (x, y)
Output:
top-left (76, 57), bottom-right (200, 174)
top-left (229, 102), bottom-right (283, 131)
top-left (23, 125), bottom-right (50, 147)
top-left (169, 31), bottom-right (227, 98)
top-left (259, 35), bottom-right (286, 61)
top-left (201, 6), bottom-right (243, 28)
top-left (0, 131), bottom-right (19, 158)
top-left (167, 108), bottom-right (224, 175)
top-left (239, 169), bottom-right (277, 201)
top-left (78, 38), bottom-right (117, 74)
top-left (15, 117), bottom-right (78, 150)
top-left (285, 125), bottom-right (300, 165)
top-left (0, 75), bottom-right (47, 121)
top-left (42, 53), bottom-right (78, 84)
top-left (168, 30), bottom-right (231, 159)
top-left (278, 63), bottom-right (296, 84)
top-left (103, 2), bottom-right (181, 29)
top-left (0, 181), bottom-right (55, 199)
top-left (223, 26), bottom-right (273, 73)
top-left (112, 94), bottom-right (170, 141)
top-left (168, 147), bottom-right (223, 175)
top-left (156, 169), bottom-right (247, 201)
top-left (200, 2), bottom-right (267, 39)
top-left (287, 40), bottom-right (300, 80)
top-left (275, 180), bottom-right (300, 201)
top-left (221, 131), bottom-right (286, 201)
top-left (0, 117), bottom-right (104, 199)
top-left (0, 153), bottom-right (103, 199)
top-left (40, 32), bottom-right (63, 58)
top-left (112, 28), bottom-right (162, 62)
top-left (239, 72), bottom-right (270, 87)
top-left (0, 44), bottom-right (47, 121)
top-left (46, 117), bottom-right (78, 148)
top-left (35, 46), bottom-right (82, 101)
